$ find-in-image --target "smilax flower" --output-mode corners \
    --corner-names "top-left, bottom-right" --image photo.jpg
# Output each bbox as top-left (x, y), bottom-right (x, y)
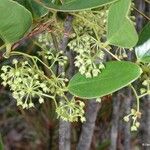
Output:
top-left (1, 59), bottom-right (51, 109)
top-left (56, 99), bottom-right (85, 122)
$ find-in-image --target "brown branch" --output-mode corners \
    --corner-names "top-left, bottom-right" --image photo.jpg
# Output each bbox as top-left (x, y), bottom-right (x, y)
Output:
top-left (12, 21), bottom-right (53, 50)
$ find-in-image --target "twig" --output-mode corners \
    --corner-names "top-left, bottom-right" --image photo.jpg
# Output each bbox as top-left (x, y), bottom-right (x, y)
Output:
top-left (133, 6), bottom-right (150, 21)
top-left (12, 21), bottom-right (53, 50)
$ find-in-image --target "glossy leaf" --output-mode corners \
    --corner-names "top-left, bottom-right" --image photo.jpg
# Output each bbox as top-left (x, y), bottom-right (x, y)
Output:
top-left (107, 0), bottom-right (138, 48)
top-left (135, 22), bottom-right (150, 63)
top-left (0, 0), bottom-right (32, 44)
top-left (34, 0), bottom-right (118, 12)
top-left (68, 61), bottom-right (142, 99)
top-left (15, 0), bottom-right (49, 19)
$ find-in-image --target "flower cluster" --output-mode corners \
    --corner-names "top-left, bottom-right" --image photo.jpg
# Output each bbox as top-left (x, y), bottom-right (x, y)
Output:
top-left (114, 48), bottom-right (128, 59)
top-left (37, 32), bottom-right (52, 49)
top-left (56, 99), bottom-right (86, 122)
top-left (37, 32), bottom-right (68, 67)
top-left (123, 109), bottom-right (141, 131)
top-left (67, 9), bottom-right (110, 78)
top-left (140, 79), bottom-right (150, 95)
top-left (72, 9), bottom-right (108, 38)
top-left (1, 59), bottom-right (51, 109)
top-left (48, 75), bottom-right (68, 97)
top-left (68, 34), bottom-right (105, 78)
top-left (44, 49), bottom-right (68, 67)
top-left (140, 64), bottom-right (150, 95)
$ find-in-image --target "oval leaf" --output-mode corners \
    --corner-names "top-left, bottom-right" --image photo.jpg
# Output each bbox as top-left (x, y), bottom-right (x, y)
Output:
top-left (135, 22), bottom-right (150, 63)
top-left (68, 61), bottom-right (142, 99)
top-left (107, 0), bottom-right (138, 48)
top-left (15, 0), bottom-right (49, 19)
top-left (0, 0), bottom-right (32, 44)
top-left (34, 0), bottom-right (117, 12)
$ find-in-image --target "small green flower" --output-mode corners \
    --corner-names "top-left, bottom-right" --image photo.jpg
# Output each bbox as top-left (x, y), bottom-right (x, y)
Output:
top-left (131, 125), bottom-right (137, 131)
top-left (123, 116), bottom-right (130, 122)
top-left (140, 88), bottom-right (146, 94)
top-left (56, 99), bottom-right (85, 122)
top-left (92, 69), bottom-right (100, 77)
top-left (39, 97), bottom-right (44, 104)
top-left (68, 34), bottom-right (105, 78)
top-left (131, 109), bottom-right (136, 115)
top-left (12, 59), bottom-right (18, 64)
top-left (123, 109), bottom-right (142, 131)
top-left (96, 98), bottom-right (102, 103)
top-left (142, 80), bottom-right (148, 86)
top-left (135, 122), bottom-right (140, 128)
top-left (0, 60), bottom-right (52, 109)
top-left (80, 117), bottom-right (86, 123)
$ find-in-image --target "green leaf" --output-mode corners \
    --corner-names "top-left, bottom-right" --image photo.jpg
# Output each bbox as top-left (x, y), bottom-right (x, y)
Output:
top-left (107, 0), bottom-right (138, 48)
top-left (135, 22), bottom-right (150, 63)
top-left (0, 0), bottom-right (32, 44)
top-left (15, 0), bottom-right (49, 19)
top-left (137, 22), bottom-right (150, 46)
top-left (34, 0), bottom-right (118, 12)
top-left (68, 61), bottom-right (142, 99)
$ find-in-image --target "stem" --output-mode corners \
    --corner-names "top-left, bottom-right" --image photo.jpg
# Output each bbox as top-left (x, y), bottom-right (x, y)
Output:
top-left (35, 56), bottom-right (54, 75)
top-left (10, 51), bottom-right (55, 76)
top-left (0, 44), bottom-right (6, 51)
top-left (139, 92), bottom-right (150, 99)
top-left (103, 47), bottom-right (121, 61)
top-left (95, 40), bottom-right (121, 61)
top-left (92, 25), bottom-right (120, 61)
top-left (130, 84), bottom-right (140, 112)
top-left (40, 93), bottom-right (58, 107)
top-left (4, 44), bottom-right (12, 58)
top-left (130, 84), bottom-right (150, 112)
top-left (11, 51), bottom-right (39, 68)
top-left (145, 0), bottom-right (150, 4)
top-left (40, 93), bottom-right (54, 99)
